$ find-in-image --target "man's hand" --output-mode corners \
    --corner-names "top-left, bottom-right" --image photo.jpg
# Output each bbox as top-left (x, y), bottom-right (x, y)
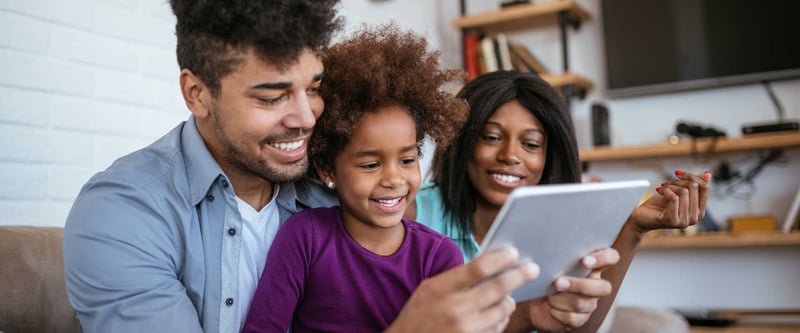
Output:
top-left (386, 246), bottom-right (539, 333)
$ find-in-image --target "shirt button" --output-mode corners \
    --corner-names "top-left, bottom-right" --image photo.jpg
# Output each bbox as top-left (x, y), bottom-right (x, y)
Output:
top-left (228, 228), bottom-right (236, 236)
top-left (225, 298), bottom-right (234, 306)
top-left (221, 179), bottom-right (229, 188)
top-left (206, 194), bottom-right (214, 202)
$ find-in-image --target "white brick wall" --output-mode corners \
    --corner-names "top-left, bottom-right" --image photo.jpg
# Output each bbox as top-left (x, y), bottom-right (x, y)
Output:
top-left (0, 0), bottom-right (184, 227)
top-left (0, 0), bottom-right (446, 227)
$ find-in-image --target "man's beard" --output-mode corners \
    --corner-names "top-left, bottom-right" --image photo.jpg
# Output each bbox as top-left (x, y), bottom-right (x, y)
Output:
top-left (211, 108), bottom-right (309, 184)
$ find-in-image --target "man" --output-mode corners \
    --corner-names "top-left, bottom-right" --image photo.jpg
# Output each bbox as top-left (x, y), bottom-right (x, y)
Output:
top-left (64, 1), bottom-right (540, 332)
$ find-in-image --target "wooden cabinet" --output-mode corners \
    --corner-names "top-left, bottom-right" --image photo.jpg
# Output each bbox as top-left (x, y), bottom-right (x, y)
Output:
top-left (452, 0), bottom-right (593, 103)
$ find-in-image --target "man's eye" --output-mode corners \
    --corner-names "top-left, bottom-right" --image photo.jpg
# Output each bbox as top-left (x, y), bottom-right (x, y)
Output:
top-left (259, 95), bottom-right (285, 105)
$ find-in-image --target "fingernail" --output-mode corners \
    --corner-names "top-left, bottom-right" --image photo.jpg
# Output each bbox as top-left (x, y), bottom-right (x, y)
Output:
top-left (656, 187), bottom-right (662, 193)
top-left (555, 278), bottom-right (570, 291)
top-left (583, 256), bottom-right (597, 267)
top-left (522, 261), bottom-right (540, 278)
top-left (661, 182), bottom-right (667, 187)
top-left (505, 246), bottom-right (519, 260)
top-left (704, 170), bottom-right (711, 174)
top-left (675, 170), bottom-right (684, 176)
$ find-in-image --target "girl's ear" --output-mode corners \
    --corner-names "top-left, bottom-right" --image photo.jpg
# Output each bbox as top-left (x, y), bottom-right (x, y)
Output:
top-left (314, 162), bottom-right (336, 190)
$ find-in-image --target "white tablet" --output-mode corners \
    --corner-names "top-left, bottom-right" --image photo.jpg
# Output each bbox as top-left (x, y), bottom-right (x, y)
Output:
top-left (480, 180), bottom-right (650, 302)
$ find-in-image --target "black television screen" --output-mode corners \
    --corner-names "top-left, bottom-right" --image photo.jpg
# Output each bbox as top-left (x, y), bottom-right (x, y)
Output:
top-left (602, 0), bottom-right (800, 98)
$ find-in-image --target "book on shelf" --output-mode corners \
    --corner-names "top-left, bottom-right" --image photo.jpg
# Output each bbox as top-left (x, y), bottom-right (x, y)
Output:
top-left (462, 32), bottom-right (479, 81)
top-left (496, 34), bottom-right (514, 71)
top-left (480, 36), bottom-right (499, 73)
top-left (508, 42), bottom-right (549, 74)
top-left (783, 185), bottom-right (800, 232)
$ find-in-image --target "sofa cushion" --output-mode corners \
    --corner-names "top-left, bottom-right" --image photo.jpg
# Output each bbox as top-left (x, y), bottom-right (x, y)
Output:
top-left (0, 226), bottom-right (79, 333)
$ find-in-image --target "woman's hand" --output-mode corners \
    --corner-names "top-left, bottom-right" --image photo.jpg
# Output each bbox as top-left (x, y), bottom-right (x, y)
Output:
top-left (631, 170), bottom-right (711, 233)
top-left (521, 248), bottom-right (620, 333)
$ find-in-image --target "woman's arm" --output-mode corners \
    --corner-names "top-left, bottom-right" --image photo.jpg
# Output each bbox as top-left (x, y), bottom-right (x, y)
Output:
top-left (505, 171), bottom-right (710, 333)
top-left (572, 171), bottom-right (711, 332)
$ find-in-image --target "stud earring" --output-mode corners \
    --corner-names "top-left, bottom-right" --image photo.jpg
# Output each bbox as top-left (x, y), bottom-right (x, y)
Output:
top-left (327, 180), bottom-right (335, 189)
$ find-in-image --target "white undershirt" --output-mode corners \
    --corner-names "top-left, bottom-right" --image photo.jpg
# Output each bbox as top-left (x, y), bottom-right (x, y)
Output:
top-left (233, 185), bottom-right (281, 332)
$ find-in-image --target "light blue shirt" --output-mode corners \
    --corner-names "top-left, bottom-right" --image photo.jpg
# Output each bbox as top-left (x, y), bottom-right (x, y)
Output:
top-left (63, 116), bottom-right (336, 333)
top-left (414, 183), bottom-right (481, 262)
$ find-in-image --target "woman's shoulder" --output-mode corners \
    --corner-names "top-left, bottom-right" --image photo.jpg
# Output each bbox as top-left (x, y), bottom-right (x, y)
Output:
top-left (415, 182), bottom-right (443, 205)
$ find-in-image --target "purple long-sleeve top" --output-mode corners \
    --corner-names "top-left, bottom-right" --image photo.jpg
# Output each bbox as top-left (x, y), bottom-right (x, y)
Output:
top-left (243, 206), bottom-right (463, 333)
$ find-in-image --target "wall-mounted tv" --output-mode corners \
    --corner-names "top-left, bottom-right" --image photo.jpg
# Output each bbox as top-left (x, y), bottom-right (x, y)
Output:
top-left (601, 0), bottom-right (800, 98)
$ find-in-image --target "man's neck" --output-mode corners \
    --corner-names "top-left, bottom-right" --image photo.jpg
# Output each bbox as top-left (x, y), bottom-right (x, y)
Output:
top-left (229, 172), bottom-right (275, 212)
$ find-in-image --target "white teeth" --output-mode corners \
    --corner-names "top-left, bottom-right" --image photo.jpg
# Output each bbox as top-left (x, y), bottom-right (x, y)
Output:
top-left (491, 173), bottom-right (521, 183)
top-left (377, 198), bottom-right (401, 207)
top-left (270, 140), bottom-right (303, 151)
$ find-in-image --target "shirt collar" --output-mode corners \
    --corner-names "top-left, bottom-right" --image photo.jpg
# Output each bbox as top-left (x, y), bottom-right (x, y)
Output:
top-left (181, 116), bottom-right (226, 206)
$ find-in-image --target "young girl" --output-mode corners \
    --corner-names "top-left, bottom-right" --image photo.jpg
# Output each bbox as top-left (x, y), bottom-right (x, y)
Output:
top-left (242, 25), bottom-right (469, 332)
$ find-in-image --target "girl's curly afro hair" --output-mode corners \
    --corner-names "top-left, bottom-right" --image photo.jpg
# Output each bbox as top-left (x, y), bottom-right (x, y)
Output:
top-left (170, 0), bottom-right (342, 95)
top-left (310, 24), bottom-right (468, 175)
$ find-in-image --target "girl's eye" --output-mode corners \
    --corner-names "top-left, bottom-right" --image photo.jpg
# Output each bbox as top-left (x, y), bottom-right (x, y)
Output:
top-left (259, 95), bottom-right (285, 106)
top-left (360, 162), bottom-right (379, 170)
top-left (400, 157), bottom-right (417, 165)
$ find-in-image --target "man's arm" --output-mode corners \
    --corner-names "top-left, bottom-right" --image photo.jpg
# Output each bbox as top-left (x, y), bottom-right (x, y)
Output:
top-left (63, 179), bottom-right (202, 332)
top-left (386, 246), bottom-right (539, 333)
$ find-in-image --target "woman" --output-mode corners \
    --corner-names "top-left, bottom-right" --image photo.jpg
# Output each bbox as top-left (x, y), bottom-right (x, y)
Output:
top-left (409, 71), bottom-right (710, 332)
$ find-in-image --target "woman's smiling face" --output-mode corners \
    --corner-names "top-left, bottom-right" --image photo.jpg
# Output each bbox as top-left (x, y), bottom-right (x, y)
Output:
top-left (467, 99), bottom-right (547, 208)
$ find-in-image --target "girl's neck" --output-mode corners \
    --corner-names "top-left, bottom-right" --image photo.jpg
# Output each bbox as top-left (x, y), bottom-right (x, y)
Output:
top-left (342, 214), bottom-right (406, 256)
top-left (471, 198), bottom-right (501, 245)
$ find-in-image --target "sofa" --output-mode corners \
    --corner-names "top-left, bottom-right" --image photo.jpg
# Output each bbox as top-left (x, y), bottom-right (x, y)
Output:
top-left (0, 226), bottom-right (79, 333)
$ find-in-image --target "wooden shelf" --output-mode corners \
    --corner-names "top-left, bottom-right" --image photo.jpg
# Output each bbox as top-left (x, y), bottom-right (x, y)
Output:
top-left (452, 0), bottom-right (590, 34)
top-left (540, 72), bottom-right (593, 91)
top-left (449, 72), bottom-right (592, 96)
top-left (580, 132), bottom-right (800, 163)
top-left (640, 231), bottom-right (800, 249)
top-left (692, 324), bottom-right (800, 333)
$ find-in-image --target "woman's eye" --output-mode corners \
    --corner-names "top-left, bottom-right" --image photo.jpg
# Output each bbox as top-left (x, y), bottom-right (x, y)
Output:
top-left (481, 134), bottom-right (500, 142)
top-left (523, 141), bottom-right (541, 150)
top-left (307, 86), bottom-right (320, 95)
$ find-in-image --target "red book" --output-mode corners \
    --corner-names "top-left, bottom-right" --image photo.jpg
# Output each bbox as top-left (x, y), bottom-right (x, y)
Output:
top-left (463, 33), bottom-right (479, 81)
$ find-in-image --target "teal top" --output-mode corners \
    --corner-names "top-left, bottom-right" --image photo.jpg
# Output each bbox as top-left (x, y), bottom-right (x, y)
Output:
top-left (415, 183), bottom-right (481, 262)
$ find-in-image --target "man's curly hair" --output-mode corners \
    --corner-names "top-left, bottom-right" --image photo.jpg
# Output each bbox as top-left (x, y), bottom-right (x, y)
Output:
top-left (310, 24), bottom-right (468, 175)
top-left (170, 0), bottom-right (342, 95)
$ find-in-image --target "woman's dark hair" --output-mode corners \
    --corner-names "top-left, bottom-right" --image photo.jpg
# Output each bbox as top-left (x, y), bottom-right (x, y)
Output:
top-left (309, 24), bottom-right (467, 175)
top-left (170, 0), bottom-right (343, 96)
top-left (432, 70), bottom-right (581, 239)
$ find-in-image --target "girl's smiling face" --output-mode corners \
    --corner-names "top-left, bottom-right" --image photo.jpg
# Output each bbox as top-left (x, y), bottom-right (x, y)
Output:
top-left (325, 105), bottom-right (421, 233)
